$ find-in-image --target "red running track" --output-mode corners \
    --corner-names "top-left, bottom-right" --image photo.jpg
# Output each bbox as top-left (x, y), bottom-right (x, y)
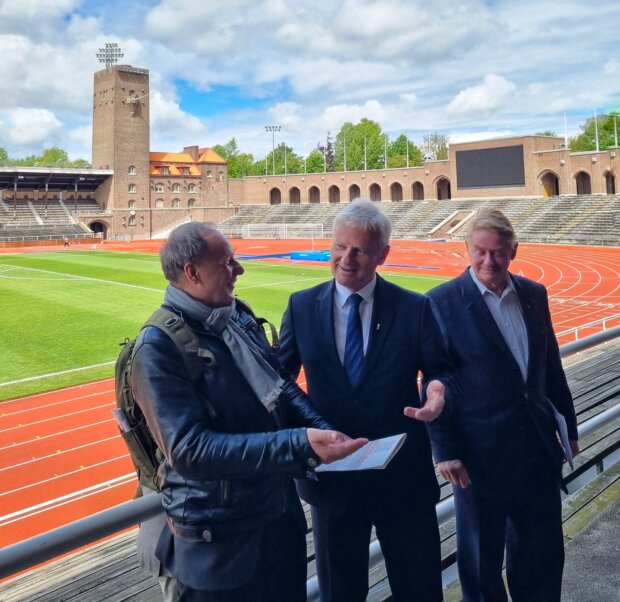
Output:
top-left (0, 241), bottom-right (617, 552)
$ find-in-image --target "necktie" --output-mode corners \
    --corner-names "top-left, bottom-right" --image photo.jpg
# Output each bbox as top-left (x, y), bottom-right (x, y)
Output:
top-left (344, 293), bottom-right (364, 387)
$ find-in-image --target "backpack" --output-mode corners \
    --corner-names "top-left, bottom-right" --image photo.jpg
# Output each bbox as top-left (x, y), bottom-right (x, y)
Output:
top-left (113, 302), bottom-right (279, 492)
top-left (113, 307), bottom-right (211, 492)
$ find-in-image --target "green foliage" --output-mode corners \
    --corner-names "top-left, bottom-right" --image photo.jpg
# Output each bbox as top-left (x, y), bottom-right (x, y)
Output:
top-left (264, 142), bottom-right (304, 175)
top-left (305, 149), bottom-right (325, 173)
top-left (569, 112), bottom-right (620, 152)
top-left (388, 134), bottom-right (424, 168)
top-left (334, 118), bottom-right (385, 171)
top-left (1, 146), bottom-right (90, 167)
top-left (212, 138), bottom-right (256, 178)
top-left (423, 132), bottom-right (449, 161)
top-left (535, 130), bottom-right (558, 137)
top-left (0, 250), bottom-right (446, 401)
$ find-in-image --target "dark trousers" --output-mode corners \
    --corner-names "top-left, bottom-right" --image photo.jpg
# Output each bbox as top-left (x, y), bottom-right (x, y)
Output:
top-left (176, 508), bottom-right (307, 602)
top-left (454, 471), bottom-right (564, 602)
top-left (311, 495), bottom-right (443, 602)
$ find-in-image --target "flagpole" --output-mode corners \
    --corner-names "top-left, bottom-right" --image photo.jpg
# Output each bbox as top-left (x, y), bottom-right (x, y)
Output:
top-left (594, 108), bottom-right (600, 152)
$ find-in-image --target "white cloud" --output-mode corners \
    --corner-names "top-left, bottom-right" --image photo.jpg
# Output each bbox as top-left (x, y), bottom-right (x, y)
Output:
top-left (149, 91), bottom-right (207, 150)
top-left (447, 74), bottom-right (517, 119)
top-left (603, 61), bottom-right (619, 75)
top-left (2, 108), bottom-right (62, 146)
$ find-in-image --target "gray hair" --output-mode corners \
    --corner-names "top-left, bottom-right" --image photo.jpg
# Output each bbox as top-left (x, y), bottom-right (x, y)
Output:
top-left (160, 222), bottom-right (214, 281)
top-left (466, 209), bottom-right (517, 248)
top-left (332, 198), bottom-right (391, 248)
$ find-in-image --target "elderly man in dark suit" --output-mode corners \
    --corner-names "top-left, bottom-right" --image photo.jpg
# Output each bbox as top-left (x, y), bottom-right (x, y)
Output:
top-left (426, 208), bottom-right (579, 602)
top-left (279, 199), bottom-right (457, 602)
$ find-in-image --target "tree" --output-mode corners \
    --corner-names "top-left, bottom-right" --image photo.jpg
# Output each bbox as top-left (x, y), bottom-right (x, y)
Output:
top-left (317, 132), bottom-right (335, 172)
top-left (305, 149), bottom-right (326, 173)
top-left (0, 147), bottom-right (8, 165)
top-left (535, 130), bottom-right (558, 137)
top-left (569, 112), bottom-right (620, 152)
top-left (334, 118), bottom-right (385, 171)
top-left (387, 134), bottom-right (424, 168)
top-left (41, 147), bottom-right (69, 166)
top-left (422, 132), bottom-right (449, 161)
top-left (212, 138), bottom-right (255, 178)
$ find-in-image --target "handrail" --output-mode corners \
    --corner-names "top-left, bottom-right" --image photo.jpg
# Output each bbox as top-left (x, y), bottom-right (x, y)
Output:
top-left (0, 328), bottom-right (618, 585)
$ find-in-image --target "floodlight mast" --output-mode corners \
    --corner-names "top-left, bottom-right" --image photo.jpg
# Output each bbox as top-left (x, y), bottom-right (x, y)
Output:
top-left (96, 43), bottom-right (124, 68)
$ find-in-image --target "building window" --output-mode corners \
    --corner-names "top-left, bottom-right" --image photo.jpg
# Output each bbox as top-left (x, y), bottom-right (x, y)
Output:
top-left (181, 167), bottom-right (190, 175)
top-left (155, 199), bottom-right (164, 208)
top-left (128, 184), bottom-right (136, 194)
top-left (155, 183), bottom-right (164, 193)
top-left (160, 166), bottom-right (169, 175)
top-left (128, 215), bottom-right (136, 226)
top-left (206, 170), bottom-right (212, 178)
top-left (188, 198), bottom-right (196, 208)
top-left (128, 165), bottom-right (136, 175)
top-left (128, 200), bottom-right (136, 209)
top-left (172, 198), bottom-right (180, 208)
top-left (218, 171), bottom-right (224, 182)
top-left (188, 183), bottom-right (196, 193)
top-left (171, 183), bottom-right (181, 193)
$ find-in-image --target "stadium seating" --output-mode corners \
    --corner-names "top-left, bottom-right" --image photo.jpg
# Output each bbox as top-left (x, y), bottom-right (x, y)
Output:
top-left (218, 195), bottom-right (620, 245)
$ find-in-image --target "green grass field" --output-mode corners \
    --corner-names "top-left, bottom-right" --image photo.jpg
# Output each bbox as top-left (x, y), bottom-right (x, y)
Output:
top-left (0, 250), bottom-right (448, 402)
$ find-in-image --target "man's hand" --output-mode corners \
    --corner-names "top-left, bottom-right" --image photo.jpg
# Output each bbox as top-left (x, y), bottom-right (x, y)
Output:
top-left (569, 439), bottom-right (580, 458)
top-left (403, 379), bottom-right (445, 422)
top-left (307, 428), bottom-right (369, 464)
top-left (438, 459), bottom-right (471, 489)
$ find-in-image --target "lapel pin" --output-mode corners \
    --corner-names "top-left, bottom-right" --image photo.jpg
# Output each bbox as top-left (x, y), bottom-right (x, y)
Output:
top-left (376, 323), bottom-right (381, 330)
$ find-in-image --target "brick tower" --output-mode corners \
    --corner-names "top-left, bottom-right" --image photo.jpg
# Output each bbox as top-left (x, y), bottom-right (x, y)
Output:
top-left (92, 63), bottom-right (150, 236)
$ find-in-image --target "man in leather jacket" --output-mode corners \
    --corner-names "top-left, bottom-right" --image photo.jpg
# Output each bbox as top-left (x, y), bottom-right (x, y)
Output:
top-left (132, 222), bottom-right (367, 602)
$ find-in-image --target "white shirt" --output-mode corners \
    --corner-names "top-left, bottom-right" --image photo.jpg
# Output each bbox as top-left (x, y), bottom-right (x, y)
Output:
top-left (333, 276), bottom-right (377, 364)
top-left (468, 267), bottom-right (529, 381)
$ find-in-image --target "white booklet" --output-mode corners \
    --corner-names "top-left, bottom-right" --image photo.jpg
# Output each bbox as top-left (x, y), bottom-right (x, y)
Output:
top-left (316, 433), bottom-right (407, 472)
top-left (547, 400), bottom-right (574, 470)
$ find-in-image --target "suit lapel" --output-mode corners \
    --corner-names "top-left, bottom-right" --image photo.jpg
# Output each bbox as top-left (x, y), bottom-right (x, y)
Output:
top-left (363, 275), bottom-right (396, 377)
top-left (315, 280), bottom-right (345, 371)
top-left (512, 276), bottom-right (540, 381)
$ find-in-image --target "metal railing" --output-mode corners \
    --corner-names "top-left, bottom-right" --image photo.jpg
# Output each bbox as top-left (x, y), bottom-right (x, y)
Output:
top-left (0, 327), bottom-right (618, 590)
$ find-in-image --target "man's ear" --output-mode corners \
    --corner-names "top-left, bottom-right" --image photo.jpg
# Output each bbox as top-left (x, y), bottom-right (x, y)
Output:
top-left (510, 242), bottom-right (518, 261)
top-left (378, 244), bottom-right (390, 266)
top-left (183, 261), bottom-right (198, 283)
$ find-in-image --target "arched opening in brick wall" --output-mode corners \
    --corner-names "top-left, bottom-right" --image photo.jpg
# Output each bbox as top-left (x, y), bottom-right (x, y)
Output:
top-left (605, 171), bottom-right (616, 195)
top-left (369, 183), bottom-right (381, 202)
top-left (269, 188), bottom-right (281, 205)
top-left (436, 177), bottom-right (451, 200)
top-left (390, 182), bottom-right (403, 202)
top-left (289, 187), bottom-right (301, 204)
top-left (412, 181), bottom-right (424, 200)
top-left (328, 185), bottom-right (340, 203)
top-left (349, 184), bottom-right (361, 201)
top-left (540, 171), bottom-right (560, 197)
top-left (309, 186), bottom-right (320, 204)
top-left (575, 171), bottom-right (592, 195)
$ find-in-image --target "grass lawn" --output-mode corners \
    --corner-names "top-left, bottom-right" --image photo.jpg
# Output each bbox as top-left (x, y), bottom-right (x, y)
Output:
top-left (0, 250), bottom-right (447, 401)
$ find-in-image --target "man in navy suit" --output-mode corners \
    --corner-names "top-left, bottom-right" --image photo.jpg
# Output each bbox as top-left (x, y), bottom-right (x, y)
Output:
top-left (426, 209), bottom-right (579, 602)
top-left (279, 199), bottom-right (457, 601)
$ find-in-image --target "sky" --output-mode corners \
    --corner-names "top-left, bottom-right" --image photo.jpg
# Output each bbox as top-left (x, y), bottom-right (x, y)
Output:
top-left (0, 0), bottom-right (618, 161)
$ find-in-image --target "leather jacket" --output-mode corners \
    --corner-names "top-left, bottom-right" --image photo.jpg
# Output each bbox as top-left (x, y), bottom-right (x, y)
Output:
top-left (132, 300), bottom-right (331, 537)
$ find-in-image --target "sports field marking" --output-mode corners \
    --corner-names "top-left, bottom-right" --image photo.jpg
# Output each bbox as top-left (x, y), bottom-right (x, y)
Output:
top-left (0, 434), bottom-right (120, 472)
top-left (236, 276), bottom-right (328, 290)
top-left (0, 454), bottom-right (130, 501)
top-left (0, 402), bottom-right (113, 434)
top-left (0, 262), bottom-right (165, 293)
top-left (0, 473), bottom-right (135, 525)
top-left (0, 361), bottom-right (115, 388)
top-left (0, 419), bottom-right (115, 452)
top-left (0, 390), bottom-right (112, 418)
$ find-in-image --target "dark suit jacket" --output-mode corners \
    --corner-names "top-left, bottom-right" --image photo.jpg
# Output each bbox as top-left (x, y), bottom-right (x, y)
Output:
top-left (279, 275), bottom-right (457, 515)
top-left (426, 269), bottom-right (577, 493)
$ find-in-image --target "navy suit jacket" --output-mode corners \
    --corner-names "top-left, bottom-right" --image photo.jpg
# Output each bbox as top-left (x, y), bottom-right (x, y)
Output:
top-left (426, 269), bottom-right (577, 493)
top-left (279, 275), bottom-right (458, 514)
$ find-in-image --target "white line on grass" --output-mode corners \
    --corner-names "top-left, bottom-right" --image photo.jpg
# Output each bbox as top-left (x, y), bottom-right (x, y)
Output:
top-left (0, 361), bottom-right (115, 388)
top-left (0, 262), bottom-right (165, 293)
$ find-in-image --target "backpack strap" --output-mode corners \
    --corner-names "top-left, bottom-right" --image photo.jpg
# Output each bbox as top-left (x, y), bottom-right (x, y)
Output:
top-left (235, 297), bottom-right (280, 348)
top-left (143, 308), bottom-right (215, 382)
